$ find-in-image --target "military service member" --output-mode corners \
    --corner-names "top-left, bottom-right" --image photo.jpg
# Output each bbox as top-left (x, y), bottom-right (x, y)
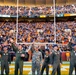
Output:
top-left (10, 39), bottom-right (26, 75)
top-left (31, 45), bottom-right (42, 75)
top-left (40, 50), bottom-right (50, 75)
top-left (51, 45), bottom-right (62, 75)
top-left (0, 46), bottom-right (11, 75)
top-left (68, 37), bottom-right (76, 75)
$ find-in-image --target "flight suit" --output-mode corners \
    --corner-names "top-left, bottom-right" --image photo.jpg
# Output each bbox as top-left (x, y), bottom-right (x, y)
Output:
top-left (51, 50), bottom-right (62, 75)
top-left (41, 54), bottom-right (50, 75)
top-left (68, 42), bottom-right (76, 75)
top-left (12, 43), bottom-right (26, 75)
top-left (0, 51), bottom-right (11, 75)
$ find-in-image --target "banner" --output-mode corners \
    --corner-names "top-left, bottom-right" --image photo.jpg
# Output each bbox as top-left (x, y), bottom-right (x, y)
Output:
top-left (0, 14), bottom-right (10, 17)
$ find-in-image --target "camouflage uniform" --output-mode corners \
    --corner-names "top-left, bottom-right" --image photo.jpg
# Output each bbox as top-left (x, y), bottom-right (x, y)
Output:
top-left (32, 50), bottom-right (42, 75)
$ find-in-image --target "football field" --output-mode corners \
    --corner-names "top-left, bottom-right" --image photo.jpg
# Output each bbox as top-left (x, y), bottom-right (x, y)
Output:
top-left (0, 62), bottom-right (75, 75)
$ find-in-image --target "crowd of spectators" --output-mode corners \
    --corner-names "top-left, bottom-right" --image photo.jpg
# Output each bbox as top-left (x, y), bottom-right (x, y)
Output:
top-left (0, 22), bottom-right (16, 44)
top-left (18, 21), bottom-right (76, 43)
top-left (0, 21), bottom-right (76, 61)
top-left (0, 21), bottom-right (76, 44)
top-left (18, 22), bottom-right (54, 43)
top-left (0, 6), bottom-right (17, 16)
top-left (56, 4), bottom-right (76, 14)
top-left (0, 4), bottom-right (76, 17)
top-left (56, 21), bottom-right (76, 44)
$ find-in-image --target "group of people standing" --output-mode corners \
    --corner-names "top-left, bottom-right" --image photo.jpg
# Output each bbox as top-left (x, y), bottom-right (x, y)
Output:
top-left (31, 44), bottom-right (62, 75)
top-left (0, 37), bottom-right (76, 75)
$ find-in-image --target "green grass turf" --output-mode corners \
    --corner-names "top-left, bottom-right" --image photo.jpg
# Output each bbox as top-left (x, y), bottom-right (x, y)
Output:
top-left (4, 74), bottom-right (68, 75)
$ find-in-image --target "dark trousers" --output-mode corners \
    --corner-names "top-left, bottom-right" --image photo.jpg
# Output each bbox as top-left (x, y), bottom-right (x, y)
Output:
top-left (69, 62), bottom-right (76, 75)
top-left (41, 63), bottom-right (49, 75)
top-left (51, 64), bottom-right (61, 75)
top-left (1, 62), bottom-right (9, 75)
top-left (15, 61), bottom-right (23, 75)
